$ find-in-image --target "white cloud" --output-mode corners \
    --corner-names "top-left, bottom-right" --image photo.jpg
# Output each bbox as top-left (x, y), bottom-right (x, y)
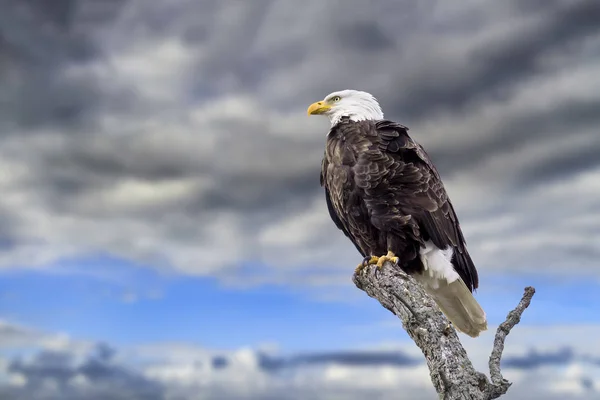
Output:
top-left (3, 319), bottom-right (600, 399)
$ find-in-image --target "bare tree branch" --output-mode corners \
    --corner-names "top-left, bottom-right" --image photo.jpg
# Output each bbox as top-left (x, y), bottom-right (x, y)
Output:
top-left (485, 286), bottom-right (536, 399)
top-left (352, 262), bottom-right (535, 400)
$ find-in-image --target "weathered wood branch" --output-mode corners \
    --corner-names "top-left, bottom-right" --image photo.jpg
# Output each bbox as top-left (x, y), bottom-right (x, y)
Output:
top-left (352, 262), bottom-right (535, 400)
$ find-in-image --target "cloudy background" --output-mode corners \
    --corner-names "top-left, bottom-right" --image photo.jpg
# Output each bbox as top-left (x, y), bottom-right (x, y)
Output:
top-left (0, 0), bottom-right (599, 398)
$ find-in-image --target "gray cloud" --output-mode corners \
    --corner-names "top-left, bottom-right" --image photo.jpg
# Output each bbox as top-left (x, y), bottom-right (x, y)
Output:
top-left (4, 343), bottom-right (166, 400)
top-left (334, 21), bottom-right (396, 52)
top-left (211, 356), bottom-right (228, 369)
top-left (255, 346), bottom-right (600, 374)
top-left (386, 0), bottom-right (600, 119)
top-left (503, 347), bottom-right (576, 369)
top-left (257, 349), bottom-right (420, 372)
top-left (2, 321), bottom-right (600, 400)
top-left (427, 96), bottom-right (600, 180)
top-left (0, 0), bottom-right (598, 282)
top-left (0, 0), bottom-right (125, 130)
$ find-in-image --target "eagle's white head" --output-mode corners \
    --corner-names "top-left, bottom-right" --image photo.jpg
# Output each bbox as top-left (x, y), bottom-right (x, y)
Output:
top-left (307, 89), bottom-right (384, 127)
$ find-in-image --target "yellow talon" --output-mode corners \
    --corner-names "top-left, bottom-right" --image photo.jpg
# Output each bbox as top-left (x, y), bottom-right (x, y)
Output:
top-left (376, 251), bottom-right (399, 268)
top-left (355, 252), bottom-right (398, 274)
top-left (355, 256), bottom-right (380, 274)
top-left (365, 255), bottom-right (380, 265)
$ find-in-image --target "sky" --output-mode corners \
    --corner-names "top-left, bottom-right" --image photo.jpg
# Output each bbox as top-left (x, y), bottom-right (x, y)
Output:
top-left (0, 0), bottom-right (599, 398)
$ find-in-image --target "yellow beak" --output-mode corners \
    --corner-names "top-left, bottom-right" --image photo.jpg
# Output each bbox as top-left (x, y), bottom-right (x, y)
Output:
top-left (307, 101), bottom-right (331, 116)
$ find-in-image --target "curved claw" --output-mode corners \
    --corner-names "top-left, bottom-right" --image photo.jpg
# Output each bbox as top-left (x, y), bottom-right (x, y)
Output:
top-left (362, 255), bottom-right (378, 267)
top-left (355, 252), bottom-right (398, 274)
top-left (355, 255), bottom-right (380, 275)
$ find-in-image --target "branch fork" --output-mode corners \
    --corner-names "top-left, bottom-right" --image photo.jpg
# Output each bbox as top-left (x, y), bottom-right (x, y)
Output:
top-left (353, 262), bottom-right (535, 400)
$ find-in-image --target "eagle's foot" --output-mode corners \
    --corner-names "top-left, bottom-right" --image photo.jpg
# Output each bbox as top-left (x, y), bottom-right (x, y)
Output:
top-left (354, 252), bottom-right (398, 274)
top-left (376, 251), bottom-right (399, 268)
top-left (354, 256), bottom-right (379, 274)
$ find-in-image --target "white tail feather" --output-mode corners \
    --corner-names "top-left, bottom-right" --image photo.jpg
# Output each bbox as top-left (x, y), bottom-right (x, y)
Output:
top-left (415, 241), bottom-right (488, 338)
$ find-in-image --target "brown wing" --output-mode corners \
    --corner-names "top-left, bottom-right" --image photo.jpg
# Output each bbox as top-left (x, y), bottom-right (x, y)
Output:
top-left (320, 155), bottom-right (367, 258)
top-left (354, 120), bottom-right (479, 291)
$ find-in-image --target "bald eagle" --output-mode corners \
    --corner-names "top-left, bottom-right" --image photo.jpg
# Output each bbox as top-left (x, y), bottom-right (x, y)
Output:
top-left (308, 90), bottom-right (487, 337)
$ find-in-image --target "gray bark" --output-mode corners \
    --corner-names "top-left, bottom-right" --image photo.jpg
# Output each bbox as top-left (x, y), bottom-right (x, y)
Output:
top-left (353, 262), bottom-right (535, 400)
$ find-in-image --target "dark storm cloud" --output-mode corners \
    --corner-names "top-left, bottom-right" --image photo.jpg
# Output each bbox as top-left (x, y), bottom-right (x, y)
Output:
top-left (0, 0), bottom-right (125, 130)
top-left (387, 0), bottom-right (600, 120)
top-left (425, 97), bottom-right (600, 181)
top-left (190, 0), bottom-right (273, 91)
top-left (0, 0), bottom-right (599, 277)
top-left (197, 172), bottom-right (320, 213)
top-left (508, 0), bottom-right (566, 13)
top-left (514, 135), bottom-right (600, 187)
top-left (335, 21), bottom-right (395, 52)
top-left (21, 126), bottom-right (323, 216)
top-left (41, 135), bottom-right (202, 182)
top-left (6, 75), bottom-right (101, 128)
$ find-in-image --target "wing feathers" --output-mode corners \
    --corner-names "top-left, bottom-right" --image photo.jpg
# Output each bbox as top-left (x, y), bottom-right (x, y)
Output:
top-left (365, 120), bottom-right (479, 291)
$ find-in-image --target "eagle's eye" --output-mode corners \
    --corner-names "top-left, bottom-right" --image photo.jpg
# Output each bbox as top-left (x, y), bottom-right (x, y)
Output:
top-left (330, 96), bottom-right (341, 102)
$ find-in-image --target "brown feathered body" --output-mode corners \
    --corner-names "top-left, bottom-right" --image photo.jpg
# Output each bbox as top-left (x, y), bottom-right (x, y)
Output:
top-left (321, 117), bottom-right (487, 337)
